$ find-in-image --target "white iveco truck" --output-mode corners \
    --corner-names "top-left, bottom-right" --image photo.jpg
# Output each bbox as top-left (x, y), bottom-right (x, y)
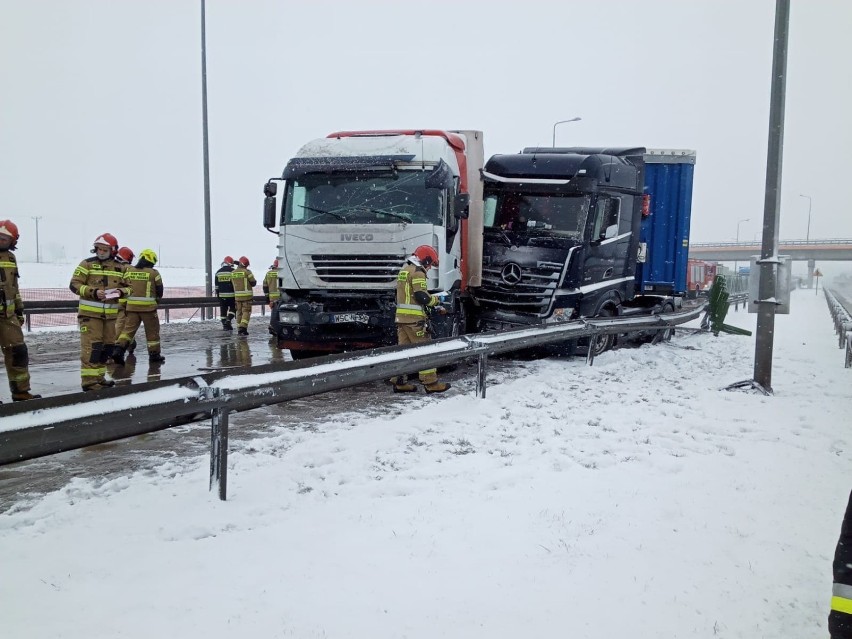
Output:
top-left (262, 130), bottom-right (484, 359)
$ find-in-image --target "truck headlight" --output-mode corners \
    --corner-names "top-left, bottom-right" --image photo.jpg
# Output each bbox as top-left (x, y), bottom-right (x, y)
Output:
top-left (279, 311), bottom-right (301, 324)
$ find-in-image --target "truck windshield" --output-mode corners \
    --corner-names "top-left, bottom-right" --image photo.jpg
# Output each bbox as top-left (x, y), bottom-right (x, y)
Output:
top-left (283, 171), bottom-right (443, 225)
top-left (484, 193), bottom-right (589, 238)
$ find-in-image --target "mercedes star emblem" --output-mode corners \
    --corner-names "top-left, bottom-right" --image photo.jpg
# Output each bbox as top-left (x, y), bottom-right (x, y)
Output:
top-left (501, 262), bottom-right (523, 285)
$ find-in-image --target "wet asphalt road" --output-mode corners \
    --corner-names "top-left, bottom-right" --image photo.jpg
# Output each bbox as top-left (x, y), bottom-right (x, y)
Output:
top-left (0, 319), bottom-right (526, 510)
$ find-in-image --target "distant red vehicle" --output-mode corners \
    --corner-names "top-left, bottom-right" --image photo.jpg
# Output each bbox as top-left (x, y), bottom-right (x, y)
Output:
top-left (687, 259), bottom-right (718, 294)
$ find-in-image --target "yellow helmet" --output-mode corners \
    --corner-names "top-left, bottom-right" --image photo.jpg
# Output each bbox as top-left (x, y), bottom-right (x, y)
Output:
top-left (140, 248), bottom-right (158, 265)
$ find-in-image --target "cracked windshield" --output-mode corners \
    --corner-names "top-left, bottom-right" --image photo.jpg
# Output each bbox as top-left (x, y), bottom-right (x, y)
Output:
top-left (485, 193), bottom-right (589, 238)
top-left (284, 171), bottom-right (442, 225)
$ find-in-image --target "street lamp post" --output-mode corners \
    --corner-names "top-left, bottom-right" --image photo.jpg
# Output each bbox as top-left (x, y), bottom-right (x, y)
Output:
top-left (799, 193), bottom-right (811, 243)
top-left (31, 216), bottom-right (42, 263)
top-left (734, 217), bottom-right (749, 275)
top-left (552, 117), bottom-right (582, 147)
top-left (200, 0), bottom-right (213, 317)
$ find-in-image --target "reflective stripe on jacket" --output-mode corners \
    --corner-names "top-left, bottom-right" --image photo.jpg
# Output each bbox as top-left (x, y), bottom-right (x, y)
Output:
top-left (263, 269), bottom-right (280, 302)
top-left (395, 263), bottom-right (438, 324)
top-left (231, 266), bottom-right (256, 300)
top-left (122, 266), bottom-right (163, 312)
top-left (69, 257), bottom-right (129, 319)
top-left (830, 490), bottom-right (852, 638)
top-left (0, 249), bottom-right (23, 319)
top-left (215, 265), bottom-right (235, 298)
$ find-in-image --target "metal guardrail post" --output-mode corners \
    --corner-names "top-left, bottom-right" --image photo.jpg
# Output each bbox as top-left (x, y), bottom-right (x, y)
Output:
top-left (164, 308), bottom-right (170, 324)
top-left (476, 352), bottom-right (488, 398)
top-left (846, 332), bottom-right (852, 369)
top-left (25, 313), bottom-right (31, 333)
top-left (207, 387), bottom-right (229, 501)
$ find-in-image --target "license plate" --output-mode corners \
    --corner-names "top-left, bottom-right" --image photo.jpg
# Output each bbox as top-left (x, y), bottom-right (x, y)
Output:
top-left (333, 312), bottom-right (369, 324)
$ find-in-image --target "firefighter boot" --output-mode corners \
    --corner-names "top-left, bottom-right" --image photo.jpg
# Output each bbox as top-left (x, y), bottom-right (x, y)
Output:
top-left (112, 345), bottom-right (127, 366)
top-left (423, 381), bottom-right (450, 393)
top-left (128, 340), bottom-right (137, 355)
top-left (12, 391), bottom-right (42, 401)
top-left (10, 381), bottom-right (41, 401)
top-left (238, 327), bottom-right (248, 336)
top-left (391, 375), bottom-right (417, 393)
top-left (149, 351), bottom-right (166, 364)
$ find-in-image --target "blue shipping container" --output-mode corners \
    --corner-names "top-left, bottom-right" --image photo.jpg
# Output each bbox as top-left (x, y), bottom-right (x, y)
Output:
top-left (637, 151), bottom-right (696, 295)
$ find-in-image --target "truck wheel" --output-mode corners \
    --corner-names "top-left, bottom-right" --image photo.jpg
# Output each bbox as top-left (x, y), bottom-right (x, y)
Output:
top-left (590, 307), bottom-right (615, 356)
top-left (652, 303), bottom-right (675, 344)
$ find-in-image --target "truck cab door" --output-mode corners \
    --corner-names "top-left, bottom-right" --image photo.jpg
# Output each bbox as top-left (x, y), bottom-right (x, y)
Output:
top-left (581, 195), bottom-right (631, 312)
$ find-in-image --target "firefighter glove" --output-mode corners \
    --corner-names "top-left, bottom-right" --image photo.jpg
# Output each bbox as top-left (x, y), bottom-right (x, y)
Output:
top-left (16, 312), bottom-right (24, 326)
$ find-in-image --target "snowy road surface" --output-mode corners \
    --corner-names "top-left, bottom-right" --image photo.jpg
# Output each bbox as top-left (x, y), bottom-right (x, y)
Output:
top-left (0, 290), bottom-right (850, 638)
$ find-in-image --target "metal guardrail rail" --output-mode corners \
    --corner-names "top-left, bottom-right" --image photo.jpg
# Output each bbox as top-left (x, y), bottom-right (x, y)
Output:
top-left (824, 289), bottom-right (852, 368)
top-left (0, 305), bottom-right (706, 482)
top-left (21, 295), bottom-right (271, 330)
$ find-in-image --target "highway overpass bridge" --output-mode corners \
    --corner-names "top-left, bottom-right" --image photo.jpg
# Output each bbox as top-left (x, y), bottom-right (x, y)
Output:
top-left (689, 239), bottom-right (852, 287)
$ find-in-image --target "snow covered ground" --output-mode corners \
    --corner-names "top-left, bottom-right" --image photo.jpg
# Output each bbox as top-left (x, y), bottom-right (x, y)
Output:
top-left (1, 289), bottom-right (850, 638)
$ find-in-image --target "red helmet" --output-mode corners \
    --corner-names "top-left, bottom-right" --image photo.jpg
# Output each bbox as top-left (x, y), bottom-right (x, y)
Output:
top-left (239, 256), bottom-right (250, 267)
top-left (413, 245), bottom-right (439, 267)
top-left (0, 220), bottom-right (20, 249)
top-left (272, 259), bottom-right (279, 269)
top-left (222, 255), bottom-right (234, 266)
top-left (116, 246), bottom-right (135, 264)
top-left (93, 232), bottom-right (119, 256)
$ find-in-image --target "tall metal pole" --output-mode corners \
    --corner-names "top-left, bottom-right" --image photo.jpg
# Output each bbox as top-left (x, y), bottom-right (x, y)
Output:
top-left (552, 117), bottom-right (582, 147)
top-left (799, 193), bottom-right (811, 242)
top-left (753, 0), bottom-right (790, 394)
top-left (201, 0), bottom-right (213, 316)
top-left (734, 217), bottom-right (749, 275)
top-left (31, 216), bottom-right (42, 263)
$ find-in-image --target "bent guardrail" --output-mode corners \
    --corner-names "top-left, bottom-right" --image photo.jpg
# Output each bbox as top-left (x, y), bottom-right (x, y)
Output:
top-left (0, 304), bottom-right (706, 498)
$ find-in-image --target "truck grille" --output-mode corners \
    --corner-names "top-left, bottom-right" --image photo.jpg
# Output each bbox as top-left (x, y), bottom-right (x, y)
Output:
top-left (476, 261), bottom-right (562, 316)
top-left (308, 254), bottom-right (405, 285)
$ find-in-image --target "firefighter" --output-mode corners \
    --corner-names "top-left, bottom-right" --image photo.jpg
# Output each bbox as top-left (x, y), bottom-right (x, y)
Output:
top-left (113, 246), bottom-right (137, 357)
top-left (69, 232), bottom-right (130, 391)
top-left (215, 255), bottom-right (236, 330)
top-left (830, 490), bottom-right (852, 638)
top-left (112, 248), bottom-right (165, 364)
top-left (232, 256), bottom-right (256, 336)
top-left (392, 245), bottom-right (449, 393)
top-left (262, 258), bottom-right (280, 336)
top-left (0, 219), bottom-right (40, 402)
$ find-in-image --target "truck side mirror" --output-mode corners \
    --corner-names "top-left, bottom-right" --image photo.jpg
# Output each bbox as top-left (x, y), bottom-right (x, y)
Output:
top-left (454, 193), bottom-right (470, 219)
top-left (604, 224), bottom-right (618, 240)
top-left (263, 196), bottom-right (277, 228)
top-left (264, 182), bottom-right (278, 197)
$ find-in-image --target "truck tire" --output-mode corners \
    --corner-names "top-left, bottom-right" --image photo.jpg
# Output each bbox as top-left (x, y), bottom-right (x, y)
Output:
top-left (652, 303), bottom-right (675, 343)
top-left (590, 307), bottom-right (615, 356)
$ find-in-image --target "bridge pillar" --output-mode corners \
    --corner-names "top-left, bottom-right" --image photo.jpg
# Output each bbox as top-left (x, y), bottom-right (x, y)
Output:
top-left (807, 258), bottom-right (815, 288)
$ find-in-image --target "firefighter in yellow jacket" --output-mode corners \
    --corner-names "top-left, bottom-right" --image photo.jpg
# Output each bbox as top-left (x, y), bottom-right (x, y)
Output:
top-left (113, 246), bottom-right (136, 358)
top-left (232, 256), bottom-right (256, 336)
top-left (262, 259), bottom-right (280, 337)
top-left (112, 249), bottom-right (165, 364)
top-left (393, 245), bottom-right (449, 393)
top-left (69, 232), bottom-right (130, 391)
top-left (0, 219), bottom-right (40, 402)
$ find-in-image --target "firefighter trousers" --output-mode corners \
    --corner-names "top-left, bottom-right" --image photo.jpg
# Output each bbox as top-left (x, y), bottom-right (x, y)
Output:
top-left (235, 299), bottom-right (252, 329)
top-left (395, 321), bottom-right (438, 385)
top-left (0, 315), bottom-right (31, 394)
top-left (218, 297), bottom-right (236, 322)
top-left (79, 316), bottom-right (116, 389)
top-left (117, 311), bottom-right (161, 354)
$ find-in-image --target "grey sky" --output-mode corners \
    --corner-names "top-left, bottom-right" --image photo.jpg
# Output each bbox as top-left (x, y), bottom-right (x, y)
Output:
top-left (1, 0), bottom-right (850, 268)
